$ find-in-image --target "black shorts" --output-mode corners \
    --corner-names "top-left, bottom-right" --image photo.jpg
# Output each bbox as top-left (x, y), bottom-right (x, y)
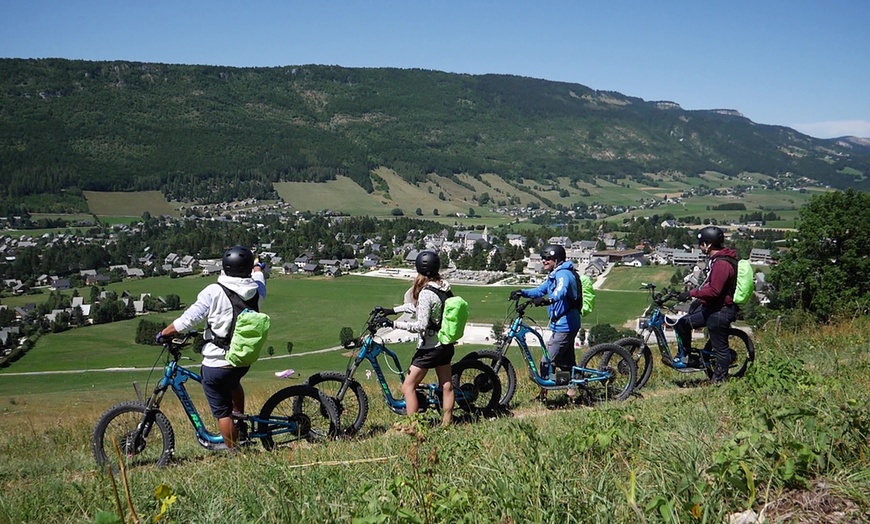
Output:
top-left (410, 344), bottom-right (455, 369)
top-left (201, 365), bottom-right (249, 419)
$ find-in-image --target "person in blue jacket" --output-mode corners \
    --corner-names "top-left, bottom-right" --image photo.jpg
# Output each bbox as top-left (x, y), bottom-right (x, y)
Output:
top-left (510, 244), bottom-right (581, 401)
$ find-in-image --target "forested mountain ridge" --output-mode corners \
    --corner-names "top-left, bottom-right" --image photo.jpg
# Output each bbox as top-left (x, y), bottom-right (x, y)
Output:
top-left (2, 58), bottom-right (868, 213)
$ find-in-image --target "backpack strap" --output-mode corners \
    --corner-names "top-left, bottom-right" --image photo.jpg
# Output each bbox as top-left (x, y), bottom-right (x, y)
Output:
top-left (424, 285), bottom-right (452, 330)
top-left (712, 255), bottom-right (739, 299)
top-left (551, 268), bottom-right (582, 322)
top-left (208, 284), bottom-right (259, 350)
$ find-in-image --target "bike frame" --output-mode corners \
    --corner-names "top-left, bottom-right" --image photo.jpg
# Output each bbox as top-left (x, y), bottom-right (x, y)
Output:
top-left (500, 301), bottom-right (613, 389)
top-left (144, 351), bottom-right (308, 449)
top-left (637, 286), bottom-right (713, 372)
top-left (337, 323), bottom-right (475, 415)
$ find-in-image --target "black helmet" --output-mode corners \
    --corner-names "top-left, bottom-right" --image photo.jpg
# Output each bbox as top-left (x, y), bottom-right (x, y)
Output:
top-left (541, 244), bottom-right (566, 263)
top-left (415, 250), bottom-right (441, 277)
top-left (222, 245), bottom-right (255, 277)
top-left (697, 226), bottom-right (725, 248)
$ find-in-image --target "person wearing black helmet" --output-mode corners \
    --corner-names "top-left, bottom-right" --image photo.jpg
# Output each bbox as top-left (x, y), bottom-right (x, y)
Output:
top-left (674, 226), bottom-right (738, 382)
top-left (509, 244), bottom-right (581, 401)
top-left (376, 250), bottom-right (455, 425)
top-left (157, 245), bottom-right (267, 449)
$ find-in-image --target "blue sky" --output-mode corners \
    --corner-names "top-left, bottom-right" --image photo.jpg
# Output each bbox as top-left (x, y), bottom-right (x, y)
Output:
top-left (3, 1), bottom-right (869, 138)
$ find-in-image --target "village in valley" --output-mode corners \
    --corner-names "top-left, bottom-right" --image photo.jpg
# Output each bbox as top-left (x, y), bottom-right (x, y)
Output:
top-left (0, 199), bottom-right (776, 360)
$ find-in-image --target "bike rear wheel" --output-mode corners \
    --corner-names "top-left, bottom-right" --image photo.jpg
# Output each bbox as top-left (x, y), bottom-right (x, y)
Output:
top-left (452, 359), bottom-right (502, 416)
top-left (92, 401), bottom-right (175, 473)
top-left (260, 385), bottom-right (340, 449)
top-left (460, 349), bottom-right (516, 410)
top-left (702, 327), bottom-right (755, 380)
top-left (304, 371), bottom-right (369, 437)
top-left (613, 337), bottom-right (653, 391)
top-left (578, 343), bottom-right (637, 402)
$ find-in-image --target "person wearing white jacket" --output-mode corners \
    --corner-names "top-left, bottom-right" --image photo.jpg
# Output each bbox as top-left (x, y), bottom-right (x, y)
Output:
top-left (158, 245), bottom-right (266, 450)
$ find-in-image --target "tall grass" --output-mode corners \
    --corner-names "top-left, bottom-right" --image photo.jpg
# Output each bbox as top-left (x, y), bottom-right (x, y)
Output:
top-left (1, 317), bottom-right (868, 522)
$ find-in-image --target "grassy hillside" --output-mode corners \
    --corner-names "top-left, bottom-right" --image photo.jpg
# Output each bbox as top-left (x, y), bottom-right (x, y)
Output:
top-left (2, 58), bottom-right (869, 216)
top-left (1, 312), bottom-right (867, 522)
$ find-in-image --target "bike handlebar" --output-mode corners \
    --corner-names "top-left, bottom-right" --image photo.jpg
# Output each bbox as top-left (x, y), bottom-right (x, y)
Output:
top-left (161, 331), bottom-right (199, 356)
top-left (508, 294), bottom-right (544, 316)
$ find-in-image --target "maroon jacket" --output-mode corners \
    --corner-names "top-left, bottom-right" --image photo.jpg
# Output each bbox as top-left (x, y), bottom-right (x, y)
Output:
top-left (690, 247), bottom-right (738, 309)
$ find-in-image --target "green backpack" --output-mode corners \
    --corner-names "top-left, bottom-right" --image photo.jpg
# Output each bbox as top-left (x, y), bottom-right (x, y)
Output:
top-left (720, 256), bottom-right (755, 306)
top-left (426, 286), bottom-right (469, 345)
top-left (212, 284), bottom-right (271, 367)
top-left (579, 273), bottom-right (595, 316)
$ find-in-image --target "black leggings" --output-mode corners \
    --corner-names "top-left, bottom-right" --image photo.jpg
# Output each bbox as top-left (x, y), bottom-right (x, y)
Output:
top-left (675, 304), bottom-right (737, 380)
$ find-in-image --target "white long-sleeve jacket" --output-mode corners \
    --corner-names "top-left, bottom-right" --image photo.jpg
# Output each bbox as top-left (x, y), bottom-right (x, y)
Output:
top-left (170, 272), bottom-right (267, 367)
top-left (393, 280), bottom-right (451, 350)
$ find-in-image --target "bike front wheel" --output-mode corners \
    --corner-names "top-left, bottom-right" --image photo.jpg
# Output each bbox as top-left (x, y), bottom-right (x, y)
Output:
top-left (613, 337), bottom-right (654, 391)
top-left (260, 385), bottom-right (340, 449)
top-left (92, 401), bottom-right (175, 474)
top-left (578, 343), bottom-right (637, 402)
top-left (702, 327), bottom-right (756, 380)
top-left (460, 349), bottom-right (516, 410)
top-left (304, 371), bottom-right (370, 437)
top-left (452, 358), bottom-right (502, 416)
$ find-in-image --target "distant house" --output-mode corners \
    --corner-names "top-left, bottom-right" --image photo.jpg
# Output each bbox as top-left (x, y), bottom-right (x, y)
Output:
top-left (593, 249), bottom-right (645, 264)
top-left (672, 249), bottom-right (702, 266)
top-left (199, 263), bottom-right (222, 276)
top-left (179, 255), bottom-right (197, 268)
top-left (14, 303), bottom-right (37, 319)
top-left (506, 234), bottom-right (526, 248)
top-left (85, 274), bottom-right (111, 286)
top-left (126, 268), bottom-right (145, 278)
top-left (362, 256), bottom-right (380, 269)
top-left (585, 259), bottom-right (608, 277)
top-left (749, 248), bottom-right (773, 265)
top-left (302, 263), bottom-right (321, 275)
top-left (50, 279), bottom-right (71, 291)
top-left (622, 255), bottom-right (648, 268)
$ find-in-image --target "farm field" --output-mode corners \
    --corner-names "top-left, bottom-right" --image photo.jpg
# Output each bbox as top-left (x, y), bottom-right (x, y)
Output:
top-left (1, 269), bottom-right (655, 377)
top-left (0, 169), bottom-right (824, 234)
top-left (83, 190), bottom-right (180, 218)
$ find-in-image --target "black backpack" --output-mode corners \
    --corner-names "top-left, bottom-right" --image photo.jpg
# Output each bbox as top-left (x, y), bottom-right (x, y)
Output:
top-left (207, 284), bottom-right (259, 350)
top-left (552, 268), bottom-right (583, 321)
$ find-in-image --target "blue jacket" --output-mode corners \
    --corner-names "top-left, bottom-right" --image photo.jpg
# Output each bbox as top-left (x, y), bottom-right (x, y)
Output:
top-left (521, 261), bottom-right (581, 333)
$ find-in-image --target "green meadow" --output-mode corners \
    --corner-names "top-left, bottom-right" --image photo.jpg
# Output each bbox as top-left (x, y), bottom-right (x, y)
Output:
top-left (1, 302), bottom-right (868, 523)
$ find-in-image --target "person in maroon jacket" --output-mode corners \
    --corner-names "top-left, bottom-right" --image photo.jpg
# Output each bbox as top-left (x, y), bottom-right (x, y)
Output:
top-left (675, 226), bottom-right (738, 382)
